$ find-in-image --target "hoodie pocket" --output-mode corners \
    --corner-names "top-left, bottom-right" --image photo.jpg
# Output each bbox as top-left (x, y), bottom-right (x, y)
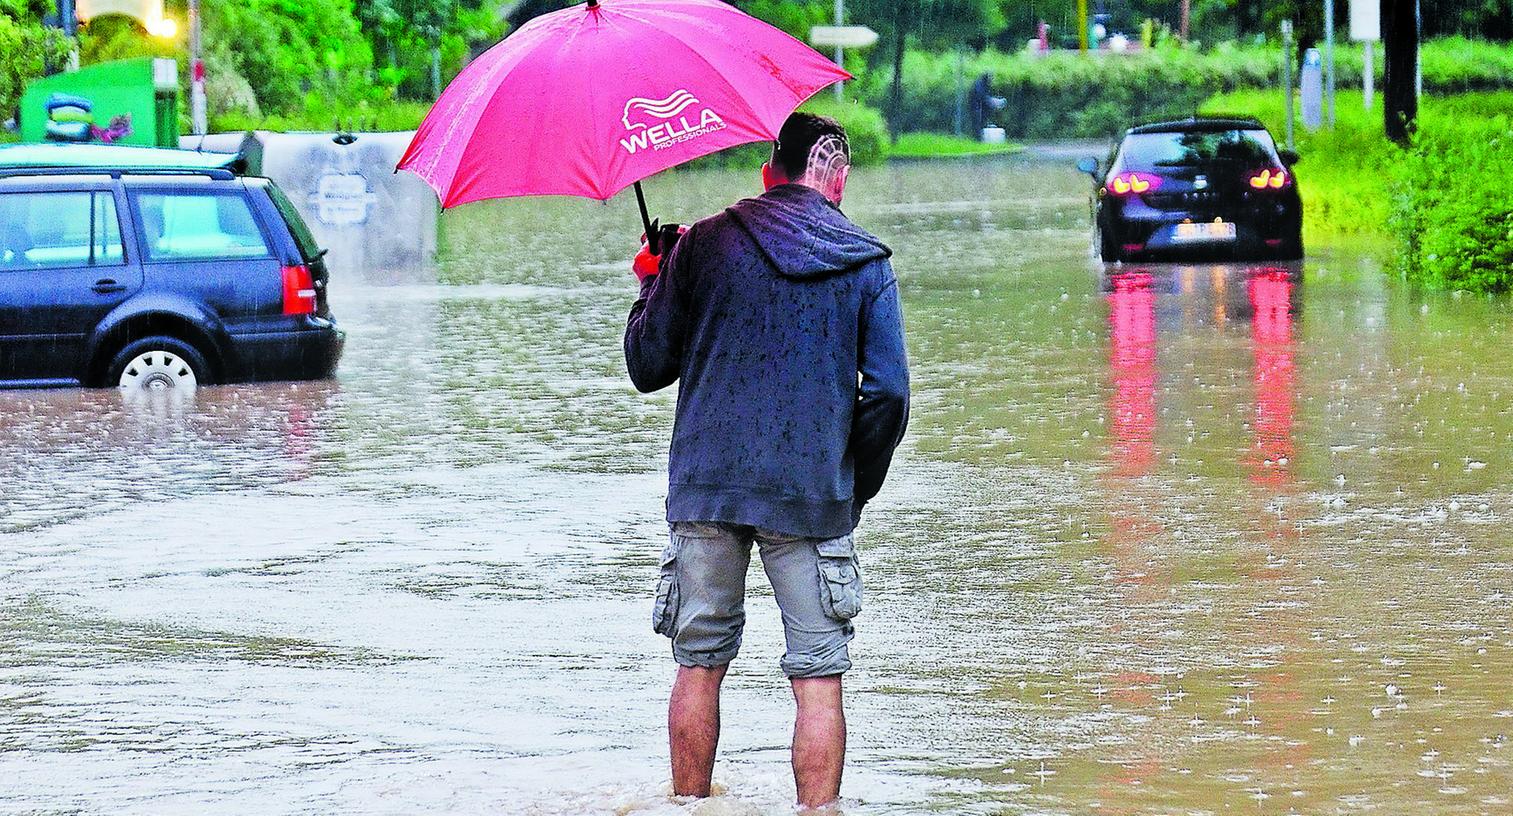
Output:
top-left (652, 539), bottom-right (681, 637)
top-left (815, 535), bottom-right (862, 621)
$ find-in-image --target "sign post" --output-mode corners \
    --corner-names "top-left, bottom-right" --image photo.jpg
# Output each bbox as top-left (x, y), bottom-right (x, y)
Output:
top-left (833, 0), bottom-right (843, 101)
top-left (188, 0), bottom-right (206, 135)
top-left (1350, 0), bottom-right (1381, 111)
top-left (1324, 0), bottom-right (1335, 126)
top-left (1281, 20), bottom-right (1294, 150)
top-left (809, 22), bottom-right (878, 102)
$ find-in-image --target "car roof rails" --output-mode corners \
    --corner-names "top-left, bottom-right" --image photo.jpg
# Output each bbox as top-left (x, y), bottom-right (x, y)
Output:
top-left (0, 143), bottom-right (243, 180)
top-left (0, 166), bottom-right (237, 180)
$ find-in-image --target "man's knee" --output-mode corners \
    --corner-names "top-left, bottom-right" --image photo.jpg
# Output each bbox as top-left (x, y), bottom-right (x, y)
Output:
top-left (790, 674), bottom-right (843, 708)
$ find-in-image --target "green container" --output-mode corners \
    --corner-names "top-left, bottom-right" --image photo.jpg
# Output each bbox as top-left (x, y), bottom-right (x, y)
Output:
top-left (19, 57), bottom-right (180, 148)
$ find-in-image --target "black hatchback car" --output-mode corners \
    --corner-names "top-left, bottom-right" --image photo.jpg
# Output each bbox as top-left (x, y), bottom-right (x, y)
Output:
top-left (0, 144), bottom-right (343, 390)
top-left (1079, 117), bottom-right (1303, 262)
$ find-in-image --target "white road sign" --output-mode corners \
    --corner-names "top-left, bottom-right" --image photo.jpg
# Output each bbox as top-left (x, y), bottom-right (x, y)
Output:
top-left (1350, 0), bottom-right (1381, 42)
top-left (809, 25), bottom-right (879, 49)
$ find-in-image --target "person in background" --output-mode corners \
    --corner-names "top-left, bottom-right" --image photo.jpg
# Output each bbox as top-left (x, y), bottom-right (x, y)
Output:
top-left (624, 112), bottom-right (910, 811)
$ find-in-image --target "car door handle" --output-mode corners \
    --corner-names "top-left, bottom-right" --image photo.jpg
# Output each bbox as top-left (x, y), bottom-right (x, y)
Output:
top-left (92, 279), bottom-right (127, 294)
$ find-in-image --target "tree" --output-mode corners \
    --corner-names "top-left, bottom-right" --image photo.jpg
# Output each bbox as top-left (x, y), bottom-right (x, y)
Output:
top-left (0, 0), bottom-right (72, 117)
top-left (1382, 0), bottom-right (1417, 144)
top-left (203, 0), bottom-right (374, 115)
top-left (850, 0), bottom-right (1004, 139)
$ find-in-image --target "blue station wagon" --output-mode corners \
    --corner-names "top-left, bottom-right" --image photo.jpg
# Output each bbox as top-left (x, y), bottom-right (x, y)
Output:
top-left (0, 144), bottom-right (343, 390)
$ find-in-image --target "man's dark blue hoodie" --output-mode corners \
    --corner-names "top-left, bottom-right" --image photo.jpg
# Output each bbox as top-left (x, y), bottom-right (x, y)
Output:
top-left (625, 183), bottom-right (910, 539)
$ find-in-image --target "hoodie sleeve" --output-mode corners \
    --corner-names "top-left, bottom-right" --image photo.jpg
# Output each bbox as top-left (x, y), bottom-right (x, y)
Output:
top-left (624, 226), bottom-right (694, 393)
top-left (851, 264), bottom-right (910, 518)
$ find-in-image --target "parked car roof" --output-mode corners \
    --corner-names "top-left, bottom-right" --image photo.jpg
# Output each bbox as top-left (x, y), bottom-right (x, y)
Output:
top-left (0, 144), bottom-right (244, 175)
top-left (1128, 116), bottom-right (1267, 135)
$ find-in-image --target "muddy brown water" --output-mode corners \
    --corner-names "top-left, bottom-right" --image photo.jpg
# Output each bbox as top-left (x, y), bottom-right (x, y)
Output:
top-left (2, 158), bottom-right (1511, 814)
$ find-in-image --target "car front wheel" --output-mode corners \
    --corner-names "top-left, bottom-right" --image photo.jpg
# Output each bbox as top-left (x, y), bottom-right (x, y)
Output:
top-left (108, 336), bottom-right (209, 391)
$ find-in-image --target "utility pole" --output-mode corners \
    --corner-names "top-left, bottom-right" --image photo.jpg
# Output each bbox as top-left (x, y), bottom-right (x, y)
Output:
top-left (1381, 0), bottom-right (1417, 143)
top-left (1078, 0), bottom-right (1088, 52)
top-left (189, 0), bottom-right (207, 135)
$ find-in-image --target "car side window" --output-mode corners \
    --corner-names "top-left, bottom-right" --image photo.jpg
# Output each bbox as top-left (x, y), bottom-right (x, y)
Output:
top-left (0, 191), bottom-right (126, 269)
top-left (134, 191), bottom-right (270, 262)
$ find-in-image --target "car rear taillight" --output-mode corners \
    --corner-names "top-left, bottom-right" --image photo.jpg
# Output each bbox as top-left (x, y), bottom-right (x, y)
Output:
top-left (1248, 168), bottom-right (1291, 190)
top-left (282, 264), bottom-right (317, 316)
top-left (1106, 172), bottom-right (1163, 196)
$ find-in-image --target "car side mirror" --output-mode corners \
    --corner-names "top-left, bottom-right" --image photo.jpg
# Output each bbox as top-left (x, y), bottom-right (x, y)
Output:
top-left (1076, 156), bottom-right (1099, 177)
top-left (1278, 149), bottom-right (1301, 166)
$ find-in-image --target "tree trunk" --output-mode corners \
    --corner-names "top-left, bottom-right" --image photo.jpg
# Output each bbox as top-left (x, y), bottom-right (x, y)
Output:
top-left (1236, 0), bottom-right (1252, 37)
top-left (431, 43), bottom-right (443, 100)
top-left (1382, 0), bottom-right (1417, 144)
top-left (887, 9), bottom-right (908, 143)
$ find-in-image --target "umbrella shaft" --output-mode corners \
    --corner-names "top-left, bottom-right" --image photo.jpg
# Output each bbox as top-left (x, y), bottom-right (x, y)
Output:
top-left (634, 181), bottom-right (659, 255)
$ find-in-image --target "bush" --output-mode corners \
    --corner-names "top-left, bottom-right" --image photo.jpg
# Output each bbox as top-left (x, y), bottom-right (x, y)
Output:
top-left (0, 2), bottom-right (71, 118)
top-left (1395, 98), bottom-right (1513, 292)
top-left (862, 37), bottom-right (1513, 140)
top-left (687, 95), bottom-right (889, 169)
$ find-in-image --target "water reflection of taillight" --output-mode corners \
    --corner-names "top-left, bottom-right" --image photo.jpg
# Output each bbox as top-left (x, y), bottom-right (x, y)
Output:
top-left (282, 264), bottom-right (317, 316)
top-left (1248, 168), bottom-right (1290, 190)
top-left (1109, 272), bottom-right (1157, 477)
top-left (1247, 272), bottom-right (1296, 486)
top-left (1106, 172), bottom-right (1163, 196)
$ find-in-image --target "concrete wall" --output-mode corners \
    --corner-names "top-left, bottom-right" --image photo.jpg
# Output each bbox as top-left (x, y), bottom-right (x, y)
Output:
top-left (182, 131), bottom-right (438, 285)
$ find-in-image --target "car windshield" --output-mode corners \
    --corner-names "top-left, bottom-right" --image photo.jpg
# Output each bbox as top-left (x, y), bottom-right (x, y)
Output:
top-left (1119, 129), bottom-right (1278, 170)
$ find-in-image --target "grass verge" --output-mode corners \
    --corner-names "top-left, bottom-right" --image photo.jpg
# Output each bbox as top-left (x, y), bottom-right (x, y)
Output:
top-left (887, 133), bottom-right (1022, 159)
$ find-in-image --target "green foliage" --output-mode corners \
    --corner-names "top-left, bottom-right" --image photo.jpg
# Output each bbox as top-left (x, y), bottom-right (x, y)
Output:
top-left (865, 37), bottom-right (1513, 140)
top-left (1205, 89), bottom-right (1513, 293)
top-left (686, 95), bottom-right (889, 169)
top-left (803, 95), bottom-right (888, 165)
top-left (210, 99), bottom-right (434, 133)
top-left (78, 14), bottom-right (177, 65)
top-left (0, 1), bottom-right (71, 118)
top-left (733, 0), bottom-right (831, 40)
top-left (1395, 96), bottom-right (1513, 292)
top-left (204, 0), bottom-right (376, 115)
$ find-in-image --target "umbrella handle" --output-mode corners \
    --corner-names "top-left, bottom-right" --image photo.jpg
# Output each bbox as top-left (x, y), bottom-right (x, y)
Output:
top-left (634, 180), bottom-right (660, 255)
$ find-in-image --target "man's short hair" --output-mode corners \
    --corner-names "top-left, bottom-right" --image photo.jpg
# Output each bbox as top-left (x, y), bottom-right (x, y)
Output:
top-left (771, 113), bottom-right (850, 180)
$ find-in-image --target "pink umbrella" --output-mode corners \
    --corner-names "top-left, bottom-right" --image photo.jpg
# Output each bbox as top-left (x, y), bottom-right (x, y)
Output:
top-left (397, 0), bottom-right (849, 252)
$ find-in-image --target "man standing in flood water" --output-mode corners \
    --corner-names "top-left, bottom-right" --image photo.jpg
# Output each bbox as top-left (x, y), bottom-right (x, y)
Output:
top-left (623, 112), bottom-right (910, 810)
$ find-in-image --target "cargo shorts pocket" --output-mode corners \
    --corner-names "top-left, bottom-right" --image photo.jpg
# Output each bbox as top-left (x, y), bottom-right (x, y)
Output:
top-left (652, 540), bottom-right (681, 637)
top-left (815, 535), bottom-right (862, 621)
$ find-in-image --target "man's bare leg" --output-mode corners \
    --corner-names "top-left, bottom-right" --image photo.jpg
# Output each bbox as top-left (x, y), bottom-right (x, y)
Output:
top-left (669, 664), bottom-right (728, 797)
top-left (791, 675), bottom-right (845, 810)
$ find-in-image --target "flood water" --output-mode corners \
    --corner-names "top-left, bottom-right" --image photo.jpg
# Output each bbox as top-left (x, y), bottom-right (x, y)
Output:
top-left (3, 157), bottom-right (1511, 815)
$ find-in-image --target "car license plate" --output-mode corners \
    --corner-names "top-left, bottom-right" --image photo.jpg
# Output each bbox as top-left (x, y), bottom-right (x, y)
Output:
top-left (1174, 221), bottom-right (1237, 242)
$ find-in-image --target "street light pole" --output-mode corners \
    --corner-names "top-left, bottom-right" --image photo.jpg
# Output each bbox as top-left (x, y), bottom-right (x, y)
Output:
top-left (189, 0), bottom-right (207, 135)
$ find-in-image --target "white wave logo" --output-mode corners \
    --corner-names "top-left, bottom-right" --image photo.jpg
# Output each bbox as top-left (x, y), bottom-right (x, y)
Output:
top-left (622, 90), bottom-right (701, 130)
top-left (620, 89), bottom-right (726, 155)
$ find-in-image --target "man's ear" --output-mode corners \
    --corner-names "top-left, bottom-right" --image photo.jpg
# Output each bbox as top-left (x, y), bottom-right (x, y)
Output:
top-left (830, 164), bottom-right (852, 204)
top-left (762, 162), bottom-right (783, 191)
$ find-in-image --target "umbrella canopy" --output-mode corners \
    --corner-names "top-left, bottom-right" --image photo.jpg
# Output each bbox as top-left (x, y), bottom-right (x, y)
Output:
top-left (396, 0), bottom-right (849, 211)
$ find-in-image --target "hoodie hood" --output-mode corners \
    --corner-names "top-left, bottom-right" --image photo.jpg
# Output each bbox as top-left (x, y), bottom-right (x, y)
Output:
top-left (726, 184), bottom-right (891, 280)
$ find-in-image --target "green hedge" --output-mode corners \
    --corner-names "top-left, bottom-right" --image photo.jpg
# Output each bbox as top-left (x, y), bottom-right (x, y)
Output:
top-left (863, 37), bottom-right (1513, 140)
top-left (1204, 89), bottom-right (1513, 293)
top-left (1395, 95), bottom-right (1513, 292)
